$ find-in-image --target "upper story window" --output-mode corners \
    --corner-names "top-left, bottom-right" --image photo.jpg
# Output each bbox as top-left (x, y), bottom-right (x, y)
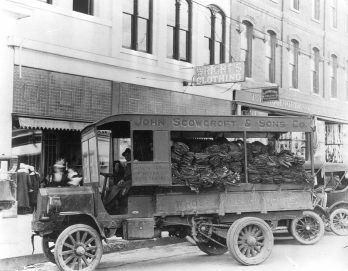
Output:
top-left (330, 0), bottom-right (338, 29)
top-left (123, 0), bottom-right (153, 53)
top-left (289, 39), bottom-right (299, 89)
top-left (265, 30), bottom-right (276, 83)
top-left (330, 54), bottom-right (338, 98)
top-left (73, 0), bottom-right (93, 15)
top-left (312, 0), bottom-right (320, 20)
top-left (166, 0), bottom-right (191, 62)
top-left (241, 21), bottom-right (253, 78)
top-left (311, 48), bottom-right (320, 94)
top-left (203, 6), bottom-right (226, 65)
top-left (37, 0), bottom-right (52, 3)
top-left (292, 0), bottom-right (300, 11)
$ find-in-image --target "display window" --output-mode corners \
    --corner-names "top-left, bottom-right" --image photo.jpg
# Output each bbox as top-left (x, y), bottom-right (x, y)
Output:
top-left (325, 124), bottom-right (343, 163)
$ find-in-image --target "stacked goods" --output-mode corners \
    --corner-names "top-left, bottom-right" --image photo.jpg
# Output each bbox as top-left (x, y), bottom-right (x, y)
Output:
top-left (171, 139), bottom-right (314, 191)
top-left (171, 141), bottom-right (243, 192)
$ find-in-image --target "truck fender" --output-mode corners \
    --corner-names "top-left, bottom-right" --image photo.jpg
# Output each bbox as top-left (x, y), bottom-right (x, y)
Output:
top-left (312, 205), bottom-right (330, 220)
top-left (59, 211), bottom-right (107, 240)
top-left (328, 201), bottom-right (348, 213)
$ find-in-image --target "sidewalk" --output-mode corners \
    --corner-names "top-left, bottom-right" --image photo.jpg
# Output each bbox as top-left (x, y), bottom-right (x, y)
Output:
top-left (0, 212), bottom-right (42, 259)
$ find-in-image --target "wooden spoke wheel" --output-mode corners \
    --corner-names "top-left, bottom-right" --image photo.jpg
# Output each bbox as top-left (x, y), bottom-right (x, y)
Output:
top-left (196, 233), bottom-right (228, 255)
top-left (330, 208), bottom-right (348, 236)
top-left (42, 236), bottom-right (56, 264)
top-left (54, 224), bottom-right (103, 271)
top-left (291, 211), bottom-right (324, 245)
top-left (227, 217), bottom-right (273, 265)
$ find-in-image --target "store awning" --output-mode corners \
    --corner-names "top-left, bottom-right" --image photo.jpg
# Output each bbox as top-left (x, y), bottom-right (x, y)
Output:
top-left (18, 117), bottom-right (90, 131)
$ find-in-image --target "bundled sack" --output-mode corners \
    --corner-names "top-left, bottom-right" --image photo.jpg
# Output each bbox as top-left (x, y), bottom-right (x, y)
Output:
top-left (204, 145), bottom-right (220, 154)
top-left (171, 152), bottom-right (182, 163)
top-left (173, 142), bottom-right (189, 156)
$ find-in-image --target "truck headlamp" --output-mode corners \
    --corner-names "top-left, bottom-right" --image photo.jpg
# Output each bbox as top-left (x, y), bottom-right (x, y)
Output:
top-left (47, 195), bottom-right (62, 213)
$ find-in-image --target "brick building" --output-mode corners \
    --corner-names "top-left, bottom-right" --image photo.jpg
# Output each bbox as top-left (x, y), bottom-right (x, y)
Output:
top-left (0, 0), bottom-right (348, 177)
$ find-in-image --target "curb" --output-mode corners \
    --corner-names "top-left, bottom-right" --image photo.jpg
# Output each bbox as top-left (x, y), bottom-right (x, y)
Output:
top-left (0, 237), bottom-right (188, 270)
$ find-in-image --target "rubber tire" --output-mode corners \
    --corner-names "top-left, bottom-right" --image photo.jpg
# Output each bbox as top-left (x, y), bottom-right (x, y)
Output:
top-left (330, 208), bottom-right (348, 236)
top-left (196, 233), bottom-right (228, 255)
top-left (42, 236), bottom-right (56, 264)
top-left (287, 220), bottom-right (293, 236)
top-left (227, 217), bottom-right (274, 266)
top-left (291, 211), bottom-right (324, 245)
top-left (54, 224), bottom-right (103, 271)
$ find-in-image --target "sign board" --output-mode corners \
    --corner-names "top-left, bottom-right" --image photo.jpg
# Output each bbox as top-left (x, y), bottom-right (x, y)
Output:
top-left (194, 62), bottom-right (245, 86)
top-left (261, 87), bottom-right (279, 102)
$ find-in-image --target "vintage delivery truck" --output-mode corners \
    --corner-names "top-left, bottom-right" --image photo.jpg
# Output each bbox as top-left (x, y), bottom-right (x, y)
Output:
top-left (31, 114), bottom-right (323, 271)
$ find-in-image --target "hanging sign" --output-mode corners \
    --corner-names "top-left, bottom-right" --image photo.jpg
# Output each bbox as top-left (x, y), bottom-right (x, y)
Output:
top-left (194, 62), bottom-right (245, 86)
top-left (261, 87), bottom-right (279, 102)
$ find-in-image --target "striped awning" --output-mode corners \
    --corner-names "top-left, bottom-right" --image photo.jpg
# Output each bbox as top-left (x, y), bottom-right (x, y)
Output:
top-left (19, 117), bottom-right (89, 131)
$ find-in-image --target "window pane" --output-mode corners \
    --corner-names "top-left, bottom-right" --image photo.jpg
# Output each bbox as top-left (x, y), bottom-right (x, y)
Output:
top-left (167, 26), bottom-right (175, 58)
top-left (204, 37), bottom-right (211, 65)
top-left (123, 0), bottom-right (134, 14)
top-left (122, 13), bottom-right (133, 48)
top-left (180, 30), bottom-right (187, 61)
top-left (215, 13), bottom-right (223, 42)
top-left (167, 0), bottom-right (176, 26)
top-left (137, 18), bottom-right (148, 52)
top-left (265, 57), bottom-right (271, 82)
top-left (73, 0), bottom-right (92, 15)
top-left (204, 8), bottom-right (212, 38)
top-left (138, 0), bottom-right (150, 19)
top-left (133, 130), bottom-right (153, 161)
top-left (214, 41), bottom-right (221, 64)
top-left (180, 0), bottom-right (189, 30)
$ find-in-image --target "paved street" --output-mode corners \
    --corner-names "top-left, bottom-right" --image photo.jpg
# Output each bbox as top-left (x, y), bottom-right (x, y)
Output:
top-left (24, 232), bottom-right (348, 271)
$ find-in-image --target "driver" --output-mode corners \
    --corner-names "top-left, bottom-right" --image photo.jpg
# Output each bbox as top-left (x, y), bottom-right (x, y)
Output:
top-left (103, 148), bottom-right (132, 206)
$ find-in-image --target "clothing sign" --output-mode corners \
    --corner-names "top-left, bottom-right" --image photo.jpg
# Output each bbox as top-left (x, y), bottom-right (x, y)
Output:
top-left (194, 62), bottom-right (245, 86)
top-left (261, 87), bottom-right (279, 102)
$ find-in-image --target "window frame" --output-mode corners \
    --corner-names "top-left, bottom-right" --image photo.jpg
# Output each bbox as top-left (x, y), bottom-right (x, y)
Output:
top-left (292, 0), bottom-right (300, 11)
top-left (311, 48), bottom-right (320, 94)
top-left (204, 5), bottom-right (226, 65)
top-left (330, 0), bottom-right (338, 29)
top-left (166, 0), bottom-right (192, 62)
top-left (73, 0), bottom-right (93, 15)
top-left (330, 54), bottom-right (338, 98)
top-left (289, 39), bottom-right (299, 89)
top-left (241, 20), bottom-right (253, 78)
top-left (265, 30), bottom-right (276, 83)
top-left (312, 0), bottom-right (320, 21)
top-left (122, 0), bottom-right (153, 54)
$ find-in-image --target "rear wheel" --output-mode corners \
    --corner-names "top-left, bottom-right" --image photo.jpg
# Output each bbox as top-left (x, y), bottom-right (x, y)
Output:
top-left (227, 217), bottom-right (273, 265)
top-left (54, 224), bottom-right (103, 271)
top-left (42, 236), bottom-right (56, 264)
top-left (330, 208), bottom-right (348, 236)
top-left (291, 211), bottom-right (324, 245)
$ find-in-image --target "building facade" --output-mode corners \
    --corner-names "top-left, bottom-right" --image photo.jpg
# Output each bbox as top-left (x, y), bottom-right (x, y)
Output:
top-left (1, 0), bottom-right (348, 177)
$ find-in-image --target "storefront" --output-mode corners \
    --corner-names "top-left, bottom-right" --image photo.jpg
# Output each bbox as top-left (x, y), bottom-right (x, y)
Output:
top-left (234, 89), bottom-right (348, 186)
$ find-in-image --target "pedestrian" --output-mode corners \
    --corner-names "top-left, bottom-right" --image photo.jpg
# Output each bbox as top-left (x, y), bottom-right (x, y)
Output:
top-left (29, 166), bottom-right (40, 212)
top-left (17, 163), bottom-right (32, 214)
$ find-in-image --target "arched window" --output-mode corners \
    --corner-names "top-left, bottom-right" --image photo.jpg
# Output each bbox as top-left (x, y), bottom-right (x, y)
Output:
top-left (166, 0), bottom-right (191, 62)
top-left (289, 39), bottom-right (299, 89)
top-left (311, 48), bottom-right (320, 94)
top-left (203, 6), bottom-right (225, 65)
top-left (265, 30), bottom-right (276, 83)
top-left (330, 54), bottom-right (338, 98)
top-left (241, 21), bottom-right (253, 78)
top-left (123, 0), bottom-right (153, 53)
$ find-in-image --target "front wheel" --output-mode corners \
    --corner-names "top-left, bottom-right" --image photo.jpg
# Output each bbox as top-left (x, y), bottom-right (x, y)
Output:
top-left (54, 224), bottom-right (103, 271)
top-left (291, 211), bottom-right (324, 245)
top-left (330, 208), bottom-right (348, 236)
top-left (42, 236), bottom-right (56, 264)
top-left (227, 217), bottom-right (274, 265)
